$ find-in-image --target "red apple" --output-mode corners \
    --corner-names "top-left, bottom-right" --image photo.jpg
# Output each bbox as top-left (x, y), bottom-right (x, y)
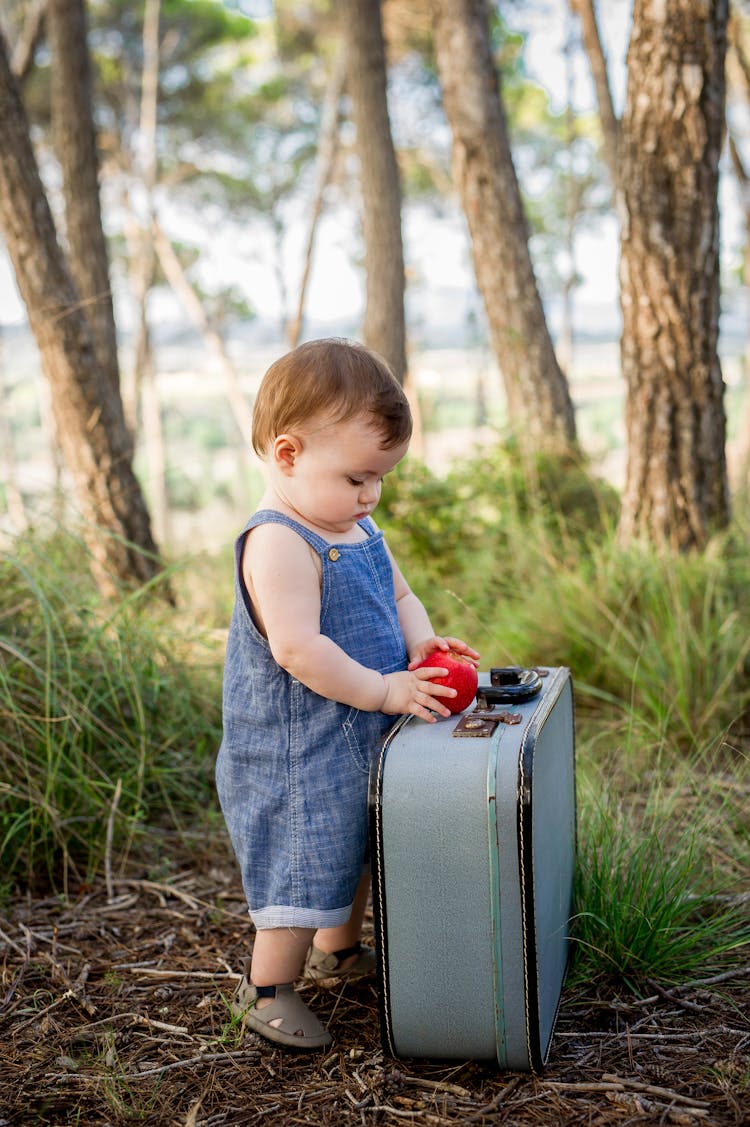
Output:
top-left (413, 649), bottom-right (479, 714)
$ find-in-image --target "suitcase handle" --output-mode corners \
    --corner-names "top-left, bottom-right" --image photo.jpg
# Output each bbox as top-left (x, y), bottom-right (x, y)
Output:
top-left (479, 666), bottom-right (543, 703)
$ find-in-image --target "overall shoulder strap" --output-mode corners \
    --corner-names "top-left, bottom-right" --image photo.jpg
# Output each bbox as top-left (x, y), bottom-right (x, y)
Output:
top-left (245, 509), bottom-right (330, 555)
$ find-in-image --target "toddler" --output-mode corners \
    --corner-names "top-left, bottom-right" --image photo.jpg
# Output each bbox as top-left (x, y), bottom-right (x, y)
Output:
top-left (216, 338), bottom-right (478, 1049)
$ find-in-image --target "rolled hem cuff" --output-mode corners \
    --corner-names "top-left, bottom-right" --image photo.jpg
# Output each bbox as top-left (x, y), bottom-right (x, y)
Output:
top-left (249, 903), bottom-right (353, 930)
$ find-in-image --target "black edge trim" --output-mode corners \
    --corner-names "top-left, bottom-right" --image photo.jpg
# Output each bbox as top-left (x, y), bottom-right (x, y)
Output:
top-left (517, 667), bottom-right (572, 1072)
top-left (368, 714), bottom-right (411, 1059)
top-left (538, 673), bottom-right (577, 1067)
top-left (518, 695), bottom-right (542, 1072)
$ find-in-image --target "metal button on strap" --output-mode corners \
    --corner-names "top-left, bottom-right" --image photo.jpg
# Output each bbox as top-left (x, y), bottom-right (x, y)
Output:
top-left (328, 548), bottom-right (340, 561)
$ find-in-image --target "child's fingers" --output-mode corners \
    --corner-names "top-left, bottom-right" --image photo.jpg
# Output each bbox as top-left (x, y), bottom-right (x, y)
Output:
top-left (413, 692), bottom-right (452, 719)
top-left (413, 664), bottom-right (449, 680)
top-left (413, 667), bottom-right (457, 699)
top-left (443, 637), bottom-right (480, 662)
top-left (413, 705), bottom-right (439, 723)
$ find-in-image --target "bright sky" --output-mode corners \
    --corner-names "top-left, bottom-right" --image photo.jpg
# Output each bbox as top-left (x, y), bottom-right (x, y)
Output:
top-left (0, 1), bottom-right (743, 336)
top-left (182, 0), bottom-right (633, 329)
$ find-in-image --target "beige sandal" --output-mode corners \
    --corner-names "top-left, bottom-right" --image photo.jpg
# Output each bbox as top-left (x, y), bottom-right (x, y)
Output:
top-left (303, 940), bottom-right (376, 982)
top-left (232, 977), bottom-right (332, 1050)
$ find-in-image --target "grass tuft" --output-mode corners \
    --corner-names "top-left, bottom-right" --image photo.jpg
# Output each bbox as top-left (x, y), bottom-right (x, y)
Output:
top-left (570, 770), bottom-right (750, 989)
top-left (0, 529), bottom-right (222, 893)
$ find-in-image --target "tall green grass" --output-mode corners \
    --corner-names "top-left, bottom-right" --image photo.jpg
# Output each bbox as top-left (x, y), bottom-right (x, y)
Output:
top-left (0, 530), bottom-right (222, 894)
top-left (2, 450), bottom-right (748, 988)
top-left (381, 446), bottom-right (750, 758)
top-left (570, 760), bottom-right (749, 988)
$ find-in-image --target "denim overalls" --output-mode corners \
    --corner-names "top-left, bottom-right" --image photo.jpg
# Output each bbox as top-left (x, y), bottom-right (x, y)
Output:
top-left (216, 510), bottom-right (408, 930)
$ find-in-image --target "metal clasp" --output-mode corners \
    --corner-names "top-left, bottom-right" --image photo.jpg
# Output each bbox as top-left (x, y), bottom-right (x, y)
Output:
top-left (452, 701), bottom-right (524, 737)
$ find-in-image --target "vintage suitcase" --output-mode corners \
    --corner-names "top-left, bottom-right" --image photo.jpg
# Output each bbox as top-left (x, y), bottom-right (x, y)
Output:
top-left (369, 666), bottom-right (575, 1071)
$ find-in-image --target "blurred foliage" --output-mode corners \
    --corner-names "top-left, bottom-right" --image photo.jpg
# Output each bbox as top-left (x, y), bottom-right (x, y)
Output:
top-left (379, 440), bottom-right (619, 636)
top-left (380, 445), bottom-right (750, 756)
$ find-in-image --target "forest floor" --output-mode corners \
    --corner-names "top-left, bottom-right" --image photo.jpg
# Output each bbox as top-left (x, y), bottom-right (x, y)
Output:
top-left (1, 860), bottom-right (748, 1127)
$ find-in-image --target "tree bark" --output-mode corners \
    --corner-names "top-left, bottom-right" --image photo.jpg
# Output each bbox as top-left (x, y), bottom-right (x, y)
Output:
top-left (341, 0), bottom-right (408, 388)
top-left (0, 29), bottom-right (162, 595)
top-left (47, 0), bottom-right (122, 407)
top-left (727, 132), bottom-right (750, 491)
top-left (617, 0), bottom-right (730, 550)
top-left (139, 327), bottom-right (170, 548)
top-left (10, 0), bottom-right (46, 82)
top-left (126, 0), bottom-right (172, 546)
top-left (431, 0), bottom-right (577, 450)
top-left (288, 46), bottom-right (346, 350)
top-left (0, 331), bottom-right (27, 533)
top-left (727, 23), bottom-right (750, 490)
top-left (152, 217), bottom-right (256, 454)
top-left (569, 0), bottom-right (620, 189)
top-left (558, 11), bottom-right (579, 376)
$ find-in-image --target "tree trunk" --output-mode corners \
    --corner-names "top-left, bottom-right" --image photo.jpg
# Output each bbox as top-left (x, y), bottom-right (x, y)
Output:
top-left (0, 30), bottom-right (162, 595)
top-left (37, 365), bottom-right (66, 519)
top-left (288, 46), bottom-right (346, 350)
top-left (139, 329), bottom-right (170, 548)
top-left (617, 0), bottom-right (730, 550)
top-left (10, 0), bottom-right (45, 82)
top-left (0, 331), bottom-right (27, 533)
top-left (152, 217), bottom-right (256, 454)
top-left (432, 0), bottom-right (577, 450)
top-left (341, 0), bottom-right (408, 388)
top-left (558, 12), bottom-right (579, 376)
top-left (727, 133), bottom-right (750, 492)
top-left (569, 0), bottom-right (620, 189)
top-left (125, 0), bottom-right (174, 546)
top-left (727, 24), bottom-right (750, 491)
top-left (47, 0), bottom-right (122, 407)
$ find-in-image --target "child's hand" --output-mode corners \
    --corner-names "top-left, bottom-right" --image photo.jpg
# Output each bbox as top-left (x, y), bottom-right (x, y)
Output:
top-left (380, 668), bottom-right (458, 722)
top-left (408, 636), bottom-right (480, 668)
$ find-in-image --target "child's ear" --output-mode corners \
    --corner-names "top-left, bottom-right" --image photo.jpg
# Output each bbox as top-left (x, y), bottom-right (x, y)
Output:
top-left (272, 433), bottom-right (302, 475)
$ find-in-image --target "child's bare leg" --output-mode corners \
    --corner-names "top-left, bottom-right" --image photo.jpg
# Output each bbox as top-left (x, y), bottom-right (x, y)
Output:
top-left (313, 873), bottom-right (371, 966)
top-left (251, 926), bottom-right (314, 1010)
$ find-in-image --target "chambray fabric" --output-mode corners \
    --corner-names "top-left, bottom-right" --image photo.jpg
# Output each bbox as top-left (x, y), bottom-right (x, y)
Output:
top-left (216, 510), bottom-right (408, 930)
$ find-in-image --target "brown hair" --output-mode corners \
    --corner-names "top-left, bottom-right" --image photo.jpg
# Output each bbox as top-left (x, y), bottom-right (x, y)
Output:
top-left (251, 338), bottom-right (412, 456)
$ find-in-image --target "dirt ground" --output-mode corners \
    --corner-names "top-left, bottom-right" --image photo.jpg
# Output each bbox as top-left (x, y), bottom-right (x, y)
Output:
top-left (1, 863), bottom-right (748, 1127)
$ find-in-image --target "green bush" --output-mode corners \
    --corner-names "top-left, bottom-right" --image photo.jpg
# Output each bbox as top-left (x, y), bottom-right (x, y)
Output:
top-left (0, 530), bottom-right (222, 893)
top-left (381, 446), bottom-right (750, 756)
top-left (379, 443), bottom-right (617, 640)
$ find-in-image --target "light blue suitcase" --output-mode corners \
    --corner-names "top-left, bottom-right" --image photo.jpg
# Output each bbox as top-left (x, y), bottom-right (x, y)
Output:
top-left (369, 666), bottom-right (575, 1071)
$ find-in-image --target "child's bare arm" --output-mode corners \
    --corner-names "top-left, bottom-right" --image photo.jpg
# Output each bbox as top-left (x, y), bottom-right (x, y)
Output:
top-left (244, 525), bottom-right (457, 721)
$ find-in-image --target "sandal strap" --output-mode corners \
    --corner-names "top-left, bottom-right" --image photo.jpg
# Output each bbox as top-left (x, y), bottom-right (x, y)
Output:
top-left (331, 941), bottom-right (362, 964)
top-left (244, 983), bottom-right (331, 1049)
top-left (303, 941), bottom-right (376, 981)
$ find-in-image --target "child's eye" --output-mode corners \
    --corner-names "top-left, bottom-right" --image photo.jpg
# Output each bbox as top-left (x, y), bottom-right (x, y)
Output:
top-left (347, 476), bottom-right (364, 486)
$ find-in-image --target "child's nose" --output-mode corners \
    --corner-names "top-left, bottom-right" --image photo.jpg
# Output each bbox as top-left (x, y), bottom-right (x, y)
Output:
top-left (360, 480), bottom-right (380, 505)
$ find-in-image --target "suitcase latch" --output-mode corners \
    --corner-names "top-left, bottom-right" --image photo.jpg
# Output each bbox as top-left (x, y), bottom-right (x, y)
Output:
top-left (452, 668), bottom-right (542, 737)
top-left (452, 704), bottom-right (523, 737)
top-left (452, 715), bottom-right (498, 738)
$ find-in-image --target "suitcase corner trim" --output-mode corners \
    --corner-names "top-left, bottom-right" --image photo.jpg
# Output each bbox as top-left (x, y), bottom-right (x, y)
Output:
top-left (368, 713), bottom-right (412, 1058)
top-left (515, 666), bottom-right (576, 1071)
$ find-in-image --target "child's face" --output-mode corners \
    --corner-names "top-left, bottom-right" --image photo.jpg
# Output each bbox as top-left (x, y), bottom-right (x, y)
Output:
top-left (275, 413), bottom-right (408, 535)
